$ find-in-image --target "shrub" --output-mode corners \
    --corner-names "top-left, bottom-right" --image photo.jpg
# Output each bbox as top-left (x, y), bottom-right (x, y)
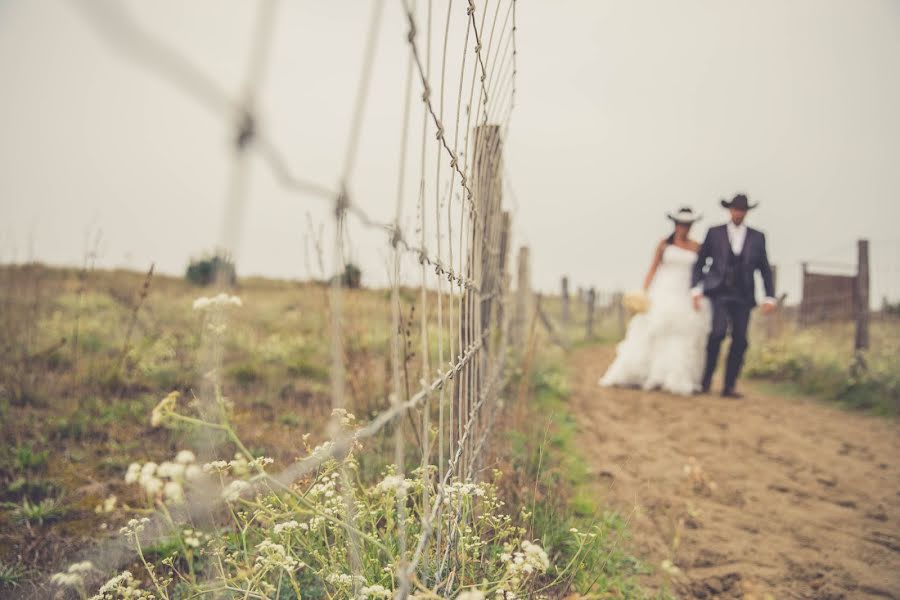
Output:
top-left (185, 253), bottom-right (236, 287)
top-left (340, 263), bottom-right (362, 289)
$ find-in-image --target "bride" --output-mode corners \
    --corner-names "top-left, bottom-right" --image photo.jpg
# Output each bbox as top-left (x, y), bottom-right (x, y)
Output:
top-left (599, 207), bottom-right (711, 396)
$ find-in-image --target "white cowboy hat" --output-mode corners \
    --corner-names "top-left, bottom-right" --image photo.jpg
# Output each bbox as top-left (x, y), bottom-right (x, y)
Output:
top-left (666, 206), bottom-right (703, 224)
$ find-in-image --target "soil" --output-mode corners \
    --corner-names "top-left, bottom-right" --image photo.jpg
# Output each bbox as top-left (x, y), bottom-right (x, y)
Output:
top-left (571, 345), bottom-right (900, 600)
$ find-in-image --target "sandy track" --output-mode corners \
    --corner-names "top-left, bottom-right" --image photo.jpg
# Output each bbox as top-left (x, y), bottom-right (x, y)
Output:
top-left (571, 345), bottom-right (900, 599)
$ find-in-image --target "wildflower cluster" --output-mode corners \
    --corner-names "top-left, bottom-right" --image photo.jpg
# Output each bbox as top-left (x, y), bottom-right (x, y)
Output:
top-left (124, 449), bottom-right (203, 505)
top-left (51, 560), bottom-right (94, 591)
top-left (192, 293), bottom-right (242, 311)
top-left (89, 570), bottom-right (156, 600)
top-left (90, 447), bottom-right (556, 599)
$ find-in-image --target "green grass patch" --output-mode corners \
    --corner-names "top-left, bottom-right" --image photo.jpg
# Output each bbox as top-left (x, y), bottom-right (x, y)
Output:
top-left (745, 320), bottom-right (900, 417)
top-left (504, 351), bottom-right (671, 599)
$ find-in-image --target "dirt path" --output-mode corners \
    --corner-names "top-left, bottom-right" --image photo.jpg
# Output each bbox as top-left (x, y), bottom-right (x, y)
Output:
top-left (571, 345), bottom-right (900, 600)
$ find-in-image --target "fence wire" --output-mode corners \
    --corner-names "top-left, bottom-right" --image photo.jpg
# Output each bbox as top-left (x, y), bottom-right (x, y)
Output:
top-left (52, 1), bottom-right (519, 599)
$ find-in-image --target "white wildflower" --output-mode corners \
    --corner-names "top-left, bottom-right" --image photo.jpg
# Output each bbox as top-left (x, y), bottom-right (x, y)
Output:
top-left (222, 480), bottom-right (250, 502)
top-left (249, 456), bottom-right (275, 470)
top-left (140, 462), bottom-right (158, 478)
top-left (203, 460), bottom-right (229, 474)
top-left (185, 464), bottom-right (203, 480)
top-left (273, 520), bottom-right (300, 535)
top-left (228, 453), bottom-right (250, 477)
top-left (67, 561), bottom-right (95, 574)
top-left (193, 293), bottom-right (242, 311)
top-left (175, 450), bottom-right (196, 464)
top-left (360, 584), bottom-right (392, 598)
top-left (157, 461), bottom-right (185, 480)
top-left (331, 407), bottom-right (356, 427)
top-left (142, 476), bottom-right (164, 497)
top-left (375, 474), bottom-right (411, 496)
top-left (327, 573), bottom-right (354, 586)
top-left (458, 591), bottom-right (486, 600)
top-left (119, 517), bottom-right (150, 536)
top-left (124, 463), bottom-right (141, 484)
top-left (164, 481), bottom-right (185, 504)
top-left (254, 539), bottom-right (300, 571)
top-left (94, 495), bottom-right (117, 514)
top-left (89, 569), bottom-right (153, 600)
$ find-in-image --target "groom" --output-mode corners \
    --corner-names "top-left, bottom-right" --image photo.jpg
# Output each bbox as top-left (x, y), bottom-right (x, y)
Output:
top-left (691, 193), bottom-right (776, 398)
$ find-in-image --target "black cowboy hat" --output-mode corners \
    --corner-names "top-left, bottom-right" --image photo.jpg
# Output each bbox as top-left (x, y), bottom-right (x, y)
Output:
top-left (720, 193), bottom-right (758, 210)
top-left (666, 206), bottom-right (702, 224)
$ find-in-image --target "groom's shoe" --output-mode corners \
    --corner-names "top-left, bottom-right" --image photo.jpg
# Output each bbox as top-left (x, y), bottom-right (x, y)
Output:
top-left (721, 389), bottom-right (743, 399)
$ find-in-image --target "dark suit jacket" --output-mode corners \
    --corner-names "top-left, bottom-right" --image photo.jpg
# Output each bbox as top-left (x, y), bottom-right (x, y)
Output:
top-left (691, 224), bottom-right (775, 306)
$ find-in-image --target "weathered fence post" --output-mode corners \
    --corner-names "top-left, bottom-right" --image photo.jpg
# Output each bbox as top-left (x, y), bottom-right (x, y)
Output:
top-left (766, 265), bottom-right (780, 339)
top-left (855, 239), bottom-right (870, 351)
top-left (561, 276), bottom-right (570, 326)
top-left (612, 291), bottom-right (625, 337)
top-left (497, 211), bottom-right (512, 331)
top-left (513, 246), bottom-right (531, 347)
top-left (586, 287), bottom-right (596, 338)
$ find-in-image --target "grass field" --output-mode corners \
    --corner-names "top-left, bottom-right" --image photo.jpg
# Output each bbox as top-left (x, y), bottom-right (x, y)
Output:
top-left (0, 264), bottom-right (657, 599)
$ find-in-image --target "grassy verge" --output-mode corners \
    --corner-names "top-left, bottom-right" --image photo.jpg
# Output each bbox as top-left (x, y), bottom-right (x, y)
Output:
top-left (745, 319), bottom-right (900, 417)
top-left (498, 348), bottom-right (670, 599)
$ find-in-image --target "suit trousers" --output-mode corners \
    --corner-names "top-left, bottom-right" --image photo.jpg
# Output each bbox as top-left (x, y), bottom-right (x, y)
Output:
top-left (702, 297), bottom-right (753, 392)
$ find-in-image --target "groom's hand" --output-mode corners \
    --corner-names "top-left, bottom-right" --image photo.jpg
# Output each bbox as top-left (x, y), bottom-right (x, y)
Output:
top-left (761, 302), bottom-right (776, 316)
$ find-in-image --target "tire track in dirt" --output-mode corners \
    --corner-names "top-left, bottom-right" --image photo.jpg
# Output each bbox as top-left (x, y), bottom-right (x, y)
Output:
top-left (571, 345), bottom-right (900, 599)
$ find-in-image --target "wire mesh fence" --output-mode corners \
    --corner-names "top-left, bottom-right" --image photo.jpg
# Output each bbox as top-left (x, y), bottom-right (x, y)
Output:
top-left (30, 1), bottom-right (522, 598)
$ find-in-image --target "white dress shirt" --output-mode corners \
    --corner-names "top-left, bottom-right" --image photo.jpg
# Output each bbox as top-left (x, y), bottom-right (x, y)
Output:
top-left (692, 222), bottom-right (776, 305)
top-left (726, 221), bottom-right (748, 255)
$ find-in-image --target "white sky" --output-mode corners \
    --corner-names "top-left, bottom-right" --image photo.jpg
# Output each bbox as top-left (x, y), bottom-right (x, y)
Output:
top-left (1, 1), bottom-right (899, 304)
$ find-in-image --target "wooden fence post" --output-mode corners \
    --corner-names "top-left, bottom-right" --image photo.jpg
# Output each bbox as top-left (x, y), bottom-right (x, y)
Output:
top-left (513, 246), bottom-right (531, 347)
top-left (766, 265), bottom-right (780, 339)
top-left (561, 276), bottom-right (570, 326)
top-left (586, 287), bottom-right (596, 338)
top-left (855, 239), bottom-right (870, 351)
top-left (497, 211), bottom-right (511, 331)
top-left (612, 291), bottom-right (625, 337)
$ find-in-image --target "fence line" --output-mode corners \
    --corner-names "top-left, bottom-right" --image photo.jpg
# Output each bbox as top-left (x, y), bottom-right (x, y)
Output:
top-left (55, 2), bottom-right (520, 599)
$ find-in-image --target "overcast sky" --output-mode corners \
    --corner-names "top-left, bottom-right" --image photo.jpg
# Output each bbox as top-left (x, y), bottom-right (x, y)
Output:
top-left (1, 0), bottom-right (899, 304)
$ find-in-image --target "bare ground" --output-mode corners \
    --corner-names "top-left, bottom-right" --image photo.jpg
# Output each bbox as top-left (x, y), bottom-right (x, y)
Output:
top-left (572, 345), bottom-right (900, 600)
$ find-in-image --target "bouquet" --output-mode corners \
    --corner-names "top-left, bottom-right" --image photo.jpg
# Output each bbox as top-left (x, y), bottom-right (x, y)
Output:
top-left (622, 289), bottom-right (650, 315)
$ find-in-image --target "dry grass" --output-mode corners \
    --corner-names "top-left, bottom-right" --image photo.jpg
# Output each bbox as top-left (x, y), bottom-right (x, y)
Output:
top-left (0, 263), bottom-right (432, 586)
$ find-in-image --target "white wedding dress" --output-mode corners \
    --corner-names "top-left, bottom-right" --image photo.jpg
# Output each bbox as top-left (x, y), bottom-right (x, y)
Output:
top-left (600, 244), bottom-right (711, 396)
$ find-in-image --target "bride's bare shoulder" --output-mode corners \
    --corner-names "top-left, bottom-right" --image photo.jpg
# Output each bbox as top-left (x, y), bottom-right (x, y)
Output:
top-left (687, 239), bottom-right (702, 252)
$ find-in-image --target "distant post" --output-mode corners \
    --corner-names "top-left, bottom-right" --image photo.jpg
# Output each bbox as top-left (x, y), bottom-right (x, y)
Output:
top-left (513, 246), bottom-right (531, 347)
top-left (586, 287), bottom-right (596, 338)
top-left (613, 291), bottom-right (625, 337)
top-left (561, 276), bottom-right (570, 325)
top-left (855, 239), bottom-right (870, 351)
top-left (766, 265), bottom-right (780, 339)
